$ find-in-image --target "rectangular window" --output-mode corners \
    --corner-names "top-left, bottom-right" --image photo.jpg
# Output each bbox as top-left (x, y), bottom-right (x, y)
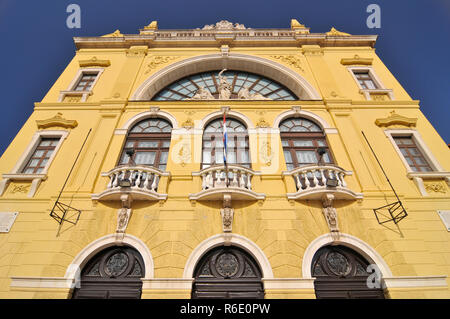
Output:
top-left (74, 72), bottom-right (99, 91)
top-left (393, 136), bottom-right (432, 172)
top-left (22, 137), bottom-right (61, 174)
top-left (353, 71), bottom-right (378, 90)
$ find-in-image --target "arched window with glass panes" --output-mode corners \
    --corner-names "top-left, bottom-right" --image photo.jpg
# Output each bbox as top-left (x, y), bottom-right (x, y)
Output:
top-left (202, 118), bottom-right (250, 169)
top-left (118, 118), bottom-right (172, 171)
top-left (280, 117), bottom-right (333, 170)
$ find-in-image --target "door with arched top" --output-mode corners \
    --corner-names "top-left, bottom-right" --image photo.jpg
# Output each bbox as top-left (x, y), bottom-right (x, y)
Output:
top-left (311, 245), bottom-right (385, 299)
top-left (192, 246), bottom-right (264, 299)
top-left (72, 246), bottom-right (145, 299)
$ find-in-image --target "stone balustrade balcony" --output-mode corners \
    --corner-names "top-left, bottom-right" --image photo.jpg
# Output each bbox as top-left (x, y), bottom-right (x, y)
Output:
top-left (92, 165), bottom-right (170, 201)
top-left (283, 164), bottom-right (363, 201)
top-left (189, 165), bottom-right (265, 201)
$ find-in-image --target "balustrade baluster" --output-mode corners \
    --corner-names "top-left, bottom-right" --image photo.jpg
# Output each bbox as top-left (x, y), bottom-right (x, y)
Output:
top-left (109, 173), bottom-right (116, 188)
top-left (304, 172), bottom-right (310, 189)
top-left (246, 173), bottom-right (251, 190)
top-left (339, 172), bottom-right (346, 187)
top-left (134, 170), bottom-right (142, 188)
top-left (201, 173), bottom-right (207, 190)
top-left (151, 174), bottom-right (158, 191)
top-left (312, 169), bottom-right (319, 187)
top-left (232, 169), bottom-right (238, 187)
top-left (319, 169), bottom-right (326, 186)
top-left (143, 172), bottom-right (150, 189)
top-left (294, 173), bottom-right (301, 189)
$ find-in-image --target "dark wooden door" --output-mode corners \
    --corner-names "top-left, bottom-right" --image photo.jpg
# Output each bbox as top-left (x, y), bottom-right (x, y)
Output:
top-left (312, 245), bottom-right (385, 299)
top-left (192, 246), bottom-right (264, 299)
top-left (72, 246), bottom-right (145, 299)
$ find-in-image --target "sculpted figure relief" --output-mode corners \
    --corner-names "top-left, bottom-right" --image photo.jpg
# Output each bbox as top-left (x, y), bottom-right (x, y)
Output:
top-left (190, 86), bottom-right (214, 100)
top-left (237, 86), bottom-right (271, 100)
top-left (218, 69), bottom-right (232, 100)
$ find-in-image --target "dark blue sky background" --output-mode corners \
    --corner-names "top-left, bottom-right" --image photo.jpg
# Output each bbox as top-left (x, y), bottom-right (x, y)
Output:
top-left (0, 0), bottom-right (449, 156)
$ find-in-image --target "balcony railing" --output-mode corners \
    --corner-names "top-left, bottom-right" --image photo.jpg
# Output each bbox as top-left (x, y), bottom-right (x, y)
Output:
top-left (92, 165), bottom-right (170, 201)
top-left (283, 164), bottom-right (362, 201)
top-left (189, 165), bottom-right (265, 201)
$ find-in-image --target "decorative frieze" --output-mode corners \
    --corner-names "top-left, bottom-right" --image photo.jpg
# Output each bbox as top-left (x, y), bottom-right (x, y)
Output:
top-left (271, 55), bottom-right (305, 72)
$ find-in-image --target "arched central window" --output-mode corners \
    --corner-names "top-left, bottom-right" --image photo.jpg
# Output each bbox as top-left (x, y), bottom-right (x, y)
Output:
top-left (280, 117), bottom-right (333, 170)
top-left (202, 118), bottom-right (250, 169)
top-left (118, 118), bottom-right (172, 170)
top-left (153, 70), bottom-right (297, 101)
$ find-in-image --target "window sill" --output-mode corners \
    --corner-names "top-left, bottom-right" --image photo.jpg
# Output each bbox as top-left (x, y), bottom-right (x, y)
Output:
top-left (0, 174), bottom-right (47, 197)
top-left (359, 88), bottom-right (394, 101)
top-left (406, 171), bottom-right (450, 196)
top-left (58, 90), bottom-right (92, 103)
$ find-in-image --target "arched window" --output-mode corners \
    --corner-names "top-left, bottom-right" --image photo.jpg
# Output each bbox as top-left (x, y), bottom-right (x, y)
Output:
top-left (72, 246), bottom-right (145, 299)
top-left (153, 70), bottom-right (297, 101)
top-left (311, 245), bottom-right (385, 299)
top-left (202, 118), bottom-right (250, 169)
top-left (118, 118), bottom-right (172, 171)
top-left (192, 246), bottom-right (264, 299)
top-left (280, 117), bottom-right (333, 170)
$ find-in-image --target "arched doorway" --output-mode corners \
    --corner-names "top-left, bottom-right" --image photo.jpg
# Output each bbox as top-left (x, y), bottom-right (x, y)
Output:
top-left (311, 245), bottom-right (385, 299)
top-left (192, 246), bottom-right (264, 299)
top-left (72, 246), bottom-right (145, 299)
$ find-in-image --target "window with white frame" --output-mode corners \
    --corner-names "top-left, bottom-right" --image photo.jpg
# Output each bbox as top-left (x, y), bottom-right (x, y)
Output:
top-left (13, 131), bottom-right (68, 176)
top-left (385, 130), bottom-right (441, 173)
top-left (0, 131), bottom-right (68, 197)
top-left (59, 68), bottom-right (104, 102)
top-left (348, 66), bottom-right (394, 100)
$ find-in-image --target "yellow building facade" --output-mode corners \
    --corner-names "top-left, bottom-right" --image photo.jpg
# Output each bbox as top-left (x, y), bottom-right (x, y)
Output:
top-left (0, 19), bottom-right (449, 299)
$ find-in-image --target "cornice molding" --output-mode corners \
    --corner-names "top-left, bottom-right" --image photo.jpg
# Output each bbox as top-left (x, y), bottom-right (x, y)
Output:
top-left (375, 110), bottom-right (417, 128)
top-left (79, 57), bottom-right (111, 67)
top-left (36, 113), bottom-right (78, 129)
top-left (340, 54), bottom-right (373, 66)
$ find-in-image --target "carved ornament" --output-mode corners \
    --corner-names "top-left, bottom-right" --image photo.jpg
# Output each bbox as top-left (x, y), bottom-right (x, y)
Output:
top-left (375, 111), bottom-right (417, 128)
top-left (144, 56), bottom-right (179, 74)
top-left (340, 54), bottom-right (373, 66)
top-left (36, 113), bottom-right (78, 129)
top-left (101, 29), bottom-right (124, 37)
top-left (326, 27), bottom-right (351, 36)
top-left (271, 55), bottom-right (305, 72)
top-left (79, 57), bottom-right (111, 68)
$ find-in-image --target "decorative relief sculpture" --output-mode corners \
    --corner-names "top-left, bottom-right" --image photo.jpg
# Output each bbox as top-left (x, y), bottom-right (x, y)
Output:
top-left (271, 55), bottom-right (305, 72)
top-left (189, 86), bottom-right (215, 100)
top-left (36, 112), bottom-right (78, 129)
top-left (116, 194), bottom-right (132, 239)
top-left (220, 194), bottom-right (234, 233)
top-left (218, 69), bottom-right (232, 100)
top-left (237, 86), bottom-right (271, 100)
top-left (201, 20), bottom-right (247, 30)
top-left (144, 56), bottom-right (178, 74)
top-left (322, 194), bottom-right (339, 239)
top-left (425, 182), bottom-right (447, 194)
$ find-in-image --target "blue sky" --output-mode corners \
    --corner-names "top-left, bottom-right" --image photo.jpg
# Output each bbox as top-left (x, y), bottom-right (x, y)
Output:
top-left (0, 0), bottom-right (449, 156)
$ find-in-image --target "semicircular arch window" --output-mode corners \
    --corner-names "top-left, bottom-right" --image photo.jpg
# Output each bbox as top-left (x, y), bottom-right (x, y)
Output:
top-left (280, 117), bottom-right (334, 170)
top-left (152, 70), bottom-right (297, 101)
top-left (118, 118), bottom-right (172, 171)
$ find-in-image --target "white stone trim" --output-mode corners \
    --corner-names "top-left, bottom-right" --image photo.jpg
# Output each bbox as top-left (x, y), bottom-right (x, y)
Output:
top-left (10, 277), bottom-right (75, 289)
top-left (0, 130), bottom-right (68, 197)
top-left (131, 53), bottom-right (321, 101)
top-left (66, 233), bottom-right (154, 280)
top-left (198, 110), bottom-right (254, 130)
top-left (183, 233), bottom-right (274, 279)
top-left (142, 278), bottom-right (194, 290)
top-left (59, 68), bottom-right (104, 102)
top-left (115, 109), bottom-right (179, 135)
top-left (382, 276), bottom-right (448, 288)
top-left (302, 233), bottom-right (393, 279)
top-left (347, 66), bottom-right (394, 100)
top-left (272, 109), bottom-right (334, 132)
top-left (262, 278), bottom-right (315, 290)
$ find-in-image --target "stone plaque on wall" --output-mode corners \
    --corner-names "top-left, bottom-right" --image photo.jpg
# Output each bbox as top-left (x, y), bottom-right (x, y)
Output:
top-left (0, 212), bottom-right (19, 233)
